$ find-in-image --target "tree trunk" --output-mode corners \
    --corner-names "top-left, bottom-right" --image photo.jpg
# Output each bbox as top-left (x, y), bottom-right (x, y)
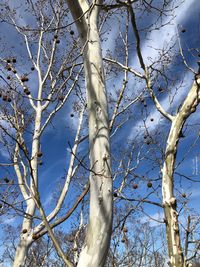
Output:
top-left (162, 76), bottom-right (200, 267)
top-left (67, 1), bottom-right (113, 266)
top-left (13, 109), bottom-right (41, 266)
top-left (13, 204), bottom-right (34, 267)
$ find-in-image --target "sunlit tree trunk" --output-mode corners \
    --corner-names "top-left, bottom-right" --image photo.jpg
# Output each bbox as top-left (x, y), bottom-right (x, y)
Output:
top-left (13, 108), bottom-right (42, 267)
top-left (67, 1), bottom-right (113, 266)
top-left (162, 75), bottom-right (200, 267)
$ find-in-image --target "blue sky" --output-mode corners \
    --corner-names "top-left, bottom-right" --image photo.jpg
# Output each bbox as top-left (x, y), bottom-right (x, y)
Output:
top-left (0, 0), bottom-right (200, 265)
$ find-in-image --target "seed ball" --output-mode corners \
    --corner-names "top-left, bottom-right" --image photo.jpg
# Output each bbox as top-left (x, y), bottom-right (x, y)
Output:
top-left (121, 239), bottom-right (125, 243)
top-left (150, 118), bottom-right (154, 122)
top-left (12, 58), bottom-right (16, 63)
top-left (144, 103), bottom-right (147, 107)
top-left (182, 193), bottom-right (186, 198)
top-left (7, 66), bottom-right (12, 71)
top-left (133, 183), bottom-right (138, 189)
top-left (0, 204), bottom-right (2, 208)
top-left (39, 161), bottom-right (43, 166)
top-left (13, 69), bottom-right (17, 74)
top-left (6, 59), bottom-right (11, 63)
top-left (7, 97), bottom-right (12, 102)
top-left (31, 67), bottom-right (35, 71)
top-left (24, 88), bottom-right (30, 95)
top-left (70, 30), bottom-right (74, 35)
top-left (7, 76), bottom-right (11, 80)
top-left (3, 95), bottom-right (8, 101)
top-left (56, 39), bottom-right (60, 44)
top-left (59, 96), bottom-right (64, 101)
top-left (70, 113), bottom-right (74, 117)
top-left (4, 177), bottom-right (9, 183)
top-left (54, 34), bottom-right (58, 39)
top-left (147, 181), bottom-right (152, 188)
top-left (181, 29), bottom-right (186, 33)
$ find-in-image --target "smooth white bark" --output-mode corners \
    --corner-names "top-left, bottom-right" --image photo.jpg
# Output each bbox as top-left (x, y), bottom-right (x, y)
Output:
top-left (162, 76), bottom-right (200, 267)
top-left (67, 1), bottom-right (113, 266)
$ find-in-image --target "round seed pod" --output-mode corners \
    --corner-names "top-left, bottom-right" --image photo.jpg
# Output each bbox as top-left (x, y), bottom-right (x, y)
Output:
top-left (147, 181), bottom-right (152, 188)
top-left (70, 30), bottom-right (74, 35)
top-left (3, 95), bottom-right (8, 101)
top-left (133, 183), bottom-right (138, 189)
top-left (4, 177), bottom-right (9, 183)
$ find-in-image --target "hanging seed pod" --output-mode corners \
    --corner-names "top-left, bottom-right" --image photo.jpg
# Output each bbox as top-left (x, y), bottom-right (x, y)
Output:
top-left (24, 88), bottom-right (30, 95)
top-left (132, 183), bottom-right (138, 189)
top-left (21, 76), bottom-right (29, 82)
top-left (7, 65), bottom-right (12, 71)
top-left (147, 181), bottom-right (152, 188)
top-left (4, 177), bottom-right (9, 183)
top-left (59, 95), bottom-right (64, 101)
top-left (3, 95), bottom-right (8, 101)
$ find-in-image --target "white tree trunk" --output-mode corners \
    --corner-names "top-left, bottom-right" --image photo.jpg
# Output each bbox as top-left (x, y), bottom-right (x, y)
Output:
top-left (162, 76), bottom-right (200, 267)
top-left (13, 109), bottom-right (41, 267)
top-left (67, 1), bottom-right (113, 266)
